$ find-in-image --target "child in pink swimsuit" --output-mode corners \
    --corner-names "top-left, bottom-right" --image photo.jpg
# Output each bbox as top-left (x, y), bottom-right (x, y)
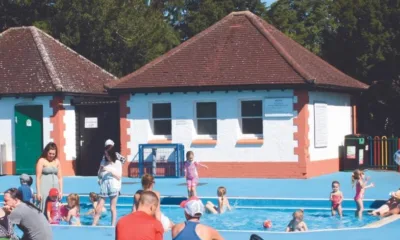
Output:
top-left (352, 169), bottom-right (374, 218)
top-left (330, 181), bottom-right (343, 217)
top-left (184, 151), bottom-right (208, 197)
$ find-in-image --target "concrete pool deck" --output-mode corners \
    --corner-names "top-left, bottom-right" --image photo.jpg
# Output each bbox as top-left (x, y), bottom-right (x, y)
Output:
top-left (1, 170), bottom-right (399, 239)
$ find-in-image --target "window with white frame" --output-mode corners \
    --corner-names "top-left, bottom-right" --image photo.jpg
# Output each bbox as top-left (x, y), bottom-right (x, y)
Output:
top-left (196, 102), bottom-right (217, 136)
top-left (241, 100), bottom-right (263, 135)
top-left (152, 103), bottom-right (171, 136)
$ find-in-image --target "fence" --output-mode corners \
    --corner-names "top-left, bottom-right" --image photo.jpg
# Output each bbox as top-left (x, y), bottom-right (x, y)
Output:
top-left (367, 136), bottom-right (400, 171)
top-left (138, 143), bottom-right (185, 178)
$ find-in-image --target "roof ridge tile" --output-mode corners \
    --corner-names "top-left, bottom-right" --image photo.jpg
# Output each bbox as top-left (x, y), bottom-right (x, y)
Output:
top-left (30, 26), bottom-right (63, 91)
top-left (241, 11), bottom-right (316, 84)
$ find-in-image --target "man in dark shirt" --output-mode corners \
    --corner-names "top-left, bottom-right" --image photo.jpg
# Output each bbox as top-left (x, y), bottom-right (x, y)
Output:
top-left (116, 191), bottom-right (163, 240)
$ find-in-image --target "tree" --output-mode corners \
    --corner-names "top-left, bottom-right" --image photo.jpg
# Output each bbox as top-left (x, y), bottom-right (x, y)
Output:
top-left (50, 0), bottom-right (180, 76)
top-left (268, 0), bottom-right (336, 55)
top-left (0, 0), bottom-right (55, 31)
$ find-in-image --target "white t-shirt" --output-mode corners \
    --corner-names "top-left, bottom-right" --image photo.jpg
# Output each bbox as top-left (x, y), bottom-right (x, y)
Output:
top-left (99, 159), bottom-right (122, 190)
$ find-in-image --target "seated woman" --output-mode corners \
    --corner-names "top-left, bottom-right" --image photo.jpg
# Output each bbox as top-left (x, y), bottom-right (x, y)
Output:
top-left (369, 190), bottom-right (400, 216)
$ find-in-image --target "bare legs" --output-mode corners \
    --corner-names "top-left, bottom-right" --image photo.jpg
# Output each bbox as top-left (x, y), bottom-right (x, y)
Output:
top-left (331, 205), bottom-right (343, 217)
top-left (92, 195), bottom-right (118, 226)
top-left (355, 199), bottom-right (364, 219)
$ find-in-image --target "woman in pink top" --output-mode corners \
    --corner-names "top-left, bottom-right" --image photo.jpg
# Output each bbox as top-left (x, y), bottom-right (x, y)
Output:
top-left (352, 169), bottom-right (374, 218)
top-left (184, 151), bottom-right (208, 198)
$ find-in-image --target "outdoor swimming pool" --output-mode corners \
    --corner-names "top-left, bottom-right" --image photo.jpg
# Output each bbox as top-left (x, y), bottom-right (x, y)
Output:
top-left (76, 196), bottom-right (381, 231)
top-left (80, 205), bottom-right (377, 231)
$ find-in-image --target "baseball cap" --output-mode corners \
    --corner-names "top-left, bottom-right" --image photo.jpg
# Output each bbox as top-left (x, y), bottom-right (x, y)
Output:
top-left (49, 188), bottom-right (59, 197)
top-left (105, 139), bottom-right (114, 147)
top-left (180, 197), bottom-right (205, 217)
top-left (19, 174), bottom-right (30, 183)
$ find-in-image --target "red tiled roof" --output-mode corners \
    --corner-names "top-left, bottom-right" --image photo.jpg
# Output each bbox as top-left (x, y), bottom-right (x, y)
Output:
top-left (108, 11), bottom-right (368, 92)
top-left (0, 26), bottom-right (116, 95)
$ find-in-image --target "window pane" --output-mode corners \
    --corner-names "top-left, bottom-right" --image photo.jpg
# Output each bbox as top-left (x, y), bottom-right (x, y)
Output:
top-left (242, 118), bottom-right (263, 134)
top-left (152, 103), bottom-right (171, 118)
top-left (154, 120), bottom-right (171, 135)
top-left (241, 101), bottom-right (262, 117)
top-left (196, 102), bottom-right (216, 118)
top-left (197, 119), bottom-right (217, 135)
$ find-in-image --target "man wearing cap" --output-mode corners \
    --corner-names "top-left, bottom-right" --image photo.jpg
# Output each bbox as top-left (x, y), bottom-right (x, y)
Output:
top-left (18, 174), bottom-right (34, 203)
top-left (172, 197), bottom-right (224, 240)
top-left (116, 191), bottom-right (163, 240)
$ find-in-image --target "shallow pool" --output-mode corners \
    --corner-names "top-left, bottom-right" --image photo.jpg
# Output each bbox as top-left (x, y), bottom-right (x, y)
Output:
top-left (79, 205), bottom-right (377, 231)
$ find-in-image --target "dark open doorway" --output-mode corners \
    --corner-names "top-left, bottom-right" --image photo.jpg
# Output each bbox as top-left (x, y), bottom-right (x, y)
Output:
top-left (75, 99), bottom-right (120, 176)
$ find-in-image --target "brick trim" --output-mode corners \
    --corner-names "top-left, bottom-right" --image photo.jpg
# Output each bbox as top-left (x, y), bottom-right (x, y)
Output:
top-left (293, 90), bottom-right (310, 177)
top-left (50, 96), bottom-right (75, 175)
top-left (120, 94), bottom-right (131, 176)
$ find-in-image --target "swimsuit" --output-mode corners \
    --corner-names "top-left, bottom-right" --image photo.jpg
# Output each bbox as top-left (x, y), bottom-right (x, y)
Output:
top-left (184, 162), bottom-right (199, 187)
top-left (354, 182), bottom-right (364, 201)
top-left (331, 194), bottom-right (342, 209)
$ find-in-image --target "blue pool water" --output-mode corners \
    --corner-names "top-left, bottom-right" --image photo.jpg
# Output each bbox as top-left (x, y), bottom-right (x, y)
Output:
top-left (79, 205), bottom-right (377, 231)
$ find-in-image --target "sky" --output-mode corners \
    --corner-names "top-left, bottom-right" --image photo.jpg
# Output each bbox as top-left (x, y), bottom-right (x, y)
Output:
top-left (262, 0), bottom-right (277, 7)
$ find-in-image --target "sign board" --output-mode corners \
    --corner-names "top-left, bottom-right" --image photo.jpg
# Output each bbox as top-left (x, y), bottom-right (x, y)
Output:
top-left (84, 117), bottom-right (98, 128)
top-left (347, 146), bottom-right (356, 159)
top-left (314, 102), bottom-right (328, 148)
top-left (264, 98), bottom-right (293, 117)
top-left (359, 149), bottom-right (364, 165)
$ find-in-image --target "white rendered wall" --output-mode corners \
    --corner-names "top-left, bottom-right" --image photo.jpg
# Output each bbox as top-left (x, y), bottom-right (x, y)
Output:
top-left (0, 96), bottom-right (53, 162)
top-left (126, 90), bottom-right (298, 163)
top-left (308, 91), bottom-right (352, 161)
top-left (63, 96), bottom-right (76, 161)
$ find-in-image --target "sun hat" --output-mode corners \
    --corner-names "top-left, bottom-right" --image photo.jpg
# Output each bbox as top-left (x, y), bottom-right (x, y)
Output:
top-left (105, 139), bottom-right (115, 147)
top-left (19, 174), bottom-right (30, 183)
top-left (49, 188), bottom-right (59, 197)
top-left (179, 197), bottom-right (205, 217)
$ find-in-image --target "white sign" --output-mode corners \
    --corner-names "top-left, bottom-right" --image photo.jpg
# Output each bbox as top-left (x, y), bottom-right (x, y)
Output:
top-left (175, 120), bottom-right (188, 126)
top-left (264, 98), bottom-right (293, 117)
top-left (359, 149), bottom-right (364, 165)
top-left (26, 119), bottom-right (32, 127)
top-left (85, 117), bottom-right (98, 128)
top-left (347, 146), bottom-right (356, 159)
top-left (314, 102), bottom-right (328, 148)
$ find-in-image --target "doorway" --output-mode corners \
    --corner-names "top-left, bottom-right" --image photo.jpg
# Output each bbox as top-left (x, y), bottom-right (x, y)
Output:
top-left (75, 103), bottom-right (120, 176)
top-left (15, 105), bottom-right (43, 174)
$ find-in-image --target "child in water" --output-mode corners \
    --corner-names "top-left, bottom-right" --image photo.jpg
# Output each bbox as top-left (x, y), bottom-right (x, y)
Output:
top-left (184, 151), bottom-right (208, 197)
top-left (46, 188), bottom-right (62, 224)
top-left (65, 194), bottom-right (81, 226)
top-left (206, 186), bottom-right (232, 214)
top-left (352, 169), bottom-right (374, 218)
top-left (330, 181), bottom-right (344, 217)
top-left (86, 192), bottom-right (106, 216)
top-left (286, 209), bottom-right (308, 232)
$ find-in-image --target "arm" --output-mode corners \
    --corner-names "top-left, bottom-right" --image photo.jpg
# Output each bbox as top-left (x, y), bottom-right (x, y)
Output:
top-left (46, 202), bottom-right (52, 223)
top-left (105, 161), bottom-right (122, 180)
top-left (302, 222), bottom-right (308, 231)
top-left (56, 159), bottom-right (63, 199)
top-left (218, 198), bottom-right (223, 214)
top-left (65, 209), bottom-right (73, 223)
top-left (196, 162), bottom-right (208, 169)
top-left (226, 199), bottom-right (232, 211)
top-left (285, 227), bottom-right (290, 232)
top-left (36, 159), bottom-right (43, 201)
top-left (362, 182), bottom-right (374, 189)
top-left (339, 192), bottom-right (344, 204)
top-left (329, 193), bottom-right (333, 201)
top-left (210, 228), bottom-right (224, 240)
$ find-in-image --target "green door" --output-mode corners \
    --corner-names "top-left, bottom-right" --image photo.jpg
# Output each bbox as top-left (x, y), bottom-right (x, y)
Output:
top-left (15, 105), bottom-right (43, 174)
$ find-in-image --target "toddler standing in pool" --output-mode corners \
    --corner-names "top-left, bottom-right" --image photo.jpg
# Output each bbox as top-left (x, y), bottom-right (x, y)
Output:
top-left (184, 151), bottom-right (208, 197)
top-left (330, 181), bottom-right (343, 217)
top-left (352, 169), bottom-right (374, 218)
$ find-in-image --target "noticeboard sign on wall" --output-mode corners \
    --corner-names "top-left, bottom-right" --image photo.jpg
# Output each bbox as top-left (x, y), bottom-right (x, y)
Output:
top-left (264, 98), bottom-right (293, 117)
top-left (314, 102), bottom-right (328, 148)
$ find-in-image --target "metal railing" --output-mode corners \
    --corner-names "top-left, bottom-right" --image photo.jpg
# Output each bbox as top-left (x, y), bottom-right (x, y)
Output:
top-left (367, 136), bottom-right (400, 171)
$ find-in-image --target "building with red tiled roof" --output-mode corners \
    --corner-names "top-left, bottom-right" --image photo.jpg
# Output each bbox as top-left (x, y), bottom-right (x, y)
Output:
top-left (109, 11), bottom-right (368, 179)
top-left (0, 26), bottom-right (120, 176)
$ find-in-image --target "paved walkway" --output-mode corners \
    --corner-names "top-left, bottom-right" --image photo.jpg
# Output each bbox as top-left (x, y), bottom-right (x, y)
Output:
top-left (1, 170), bottom-right (399, 240)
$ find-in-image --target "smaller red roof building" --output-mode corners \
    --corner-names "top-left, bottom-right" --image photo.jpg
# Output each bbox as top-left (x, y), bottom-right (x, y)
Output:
top-left (0, 26), bottom-right (116, 96)
top-left (107, 11), bottom-right (368, 93)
